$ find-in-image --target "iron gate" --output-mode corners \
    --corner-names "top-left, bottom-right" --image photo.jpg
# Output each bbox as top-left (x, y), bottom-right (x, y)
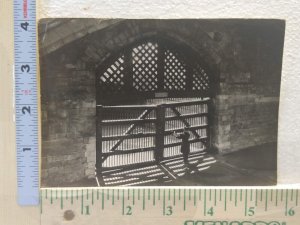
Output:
top-left (96, 98), bottom-right (210, 172)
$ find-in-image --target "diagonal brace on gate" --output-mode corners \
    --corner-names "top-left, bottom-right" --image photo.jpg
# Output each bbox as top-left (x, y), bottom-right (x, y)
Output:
top-left (170, 106), bottom-right (201, 139)
top-left (101, 109), bottom-right (153, 163)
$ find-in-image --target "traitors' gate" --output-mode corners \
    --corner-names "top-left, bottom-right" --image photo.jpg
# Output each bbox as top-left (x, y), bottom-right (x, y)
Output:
top-left (96, 37), bottom-right (213, 184)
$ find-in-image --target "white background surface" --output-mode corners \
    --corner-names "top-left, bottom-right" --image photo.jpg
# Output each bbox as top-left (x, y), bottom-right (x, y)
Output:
top-left (38, 0), bottom-right (300, 185)
top-left (1, 0), bottom-right (300, 224)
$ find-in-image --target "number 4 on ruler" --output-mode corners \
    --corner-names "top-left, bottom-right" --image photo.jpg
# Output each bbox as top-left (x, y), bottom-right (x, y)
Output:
top-left (14, 0), bottom-right (39, 205)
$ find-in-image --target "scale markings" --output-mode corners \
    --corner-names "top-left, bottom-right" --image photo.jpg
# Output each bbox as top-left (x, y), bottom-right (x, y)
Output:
top-left (40, 188), bottom-right (300, 222)
top-left (14, 0), bottom-right (39, 206)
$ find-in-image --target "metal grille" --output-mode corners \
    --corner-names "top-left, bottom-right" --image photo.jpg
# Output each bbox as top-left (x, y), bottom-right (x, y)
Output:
top-left (132, 42), bottom-right (159, 91)
top-left (99, 106), bottom-right (157, 168)
top-left (163, 99), bottom-right (209, 158)
top-left (163, 49), bottom-right (187, 90)
top-left (97, 39), bottom-right (211, 97)
top-left (96, 98), bottom-right (212, 186)
top-left (192, 64), bottom-right (209, 91)
top-left (97, 98), bottom-right (209, 169)
top-left (99, 55), bottom-right (125, 93)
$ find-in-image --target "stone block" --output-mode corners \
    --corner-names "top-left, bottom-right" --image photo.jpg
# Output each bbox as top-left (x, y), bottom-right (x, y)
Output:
top-left (85, 168), bottom-right (96, 178)
top-left (215, 141), bottom-right (231, 153)
top-left (230, 72), bottom-right (251, 83)
top-left (85, 46), bottom-right (101, 61)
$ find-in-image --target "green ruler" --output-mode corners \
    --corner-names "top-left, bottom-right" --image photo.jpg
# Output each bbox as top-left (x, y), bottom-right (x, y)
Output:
top-left (40, 188), bottom-right (299, 225)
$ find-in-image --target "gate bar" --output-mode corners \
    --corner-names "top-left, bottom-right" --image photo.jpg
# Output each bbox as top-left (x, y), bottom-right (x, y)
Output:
top-left (155, 104), bottom-right (165, 162)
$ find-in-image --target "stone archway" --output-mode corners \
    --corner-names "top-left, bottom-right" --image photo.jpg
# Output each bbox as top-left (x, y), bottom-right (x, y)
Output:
top-left (94, 34), bottom-right (221, 186)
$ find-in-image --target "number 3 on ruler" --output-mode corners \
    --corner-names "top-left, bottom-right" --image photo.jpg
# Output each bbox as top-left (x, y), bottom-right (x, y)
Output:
top-left (21, 65), bottom-right (30, 72)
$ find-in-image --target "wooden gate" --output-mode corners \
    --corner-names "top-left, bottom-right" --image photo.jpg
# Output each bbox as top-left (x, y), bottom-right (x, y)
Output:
top-left (95, 37), bottom-right (214, 184)
top-left (96, 98), bottom-right (210, 173)
top-left (163, 98), bottom-right (209, 158)
top-left (96, 104), bottom-right (157, 170)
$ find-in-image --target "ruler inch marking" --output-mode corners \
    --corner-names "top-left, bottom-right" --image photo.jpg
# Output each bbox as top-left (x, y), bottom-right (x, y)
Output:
top-left (204, 189), bottom-right (207, 216)
top-left (102, 190), bottom-right (104, 210)
top-left (265, 189), bottom-right (268, 211)
top-left (194, 189), bottom-right (196, 206)
top-left (14, 0), bottom-right (39, 204)
top-left (235, 189), bottom-right (238, 207)
top-left (240, 189), bottom-right (243, 202)
top-left (40, 187), bottom-right (300, 222)
top-left (71, 190), bottom-right (73, 204)
top-left (122, 189), bottom-right (125, 215)
top-left (224, 189), bottom-right (227, 211)
top-left (173, 189), bottom-right (176, 206)
top-left (153, 189), bottom-right (155, 206)
top-left (296, 189), bottom-right (298, 206)
top-left (285, 189), bottom-right (289, 216)
top-left (143, 189), bottom-right (145, 210)
top-left (50, 189), bottom-right (53, 204)
top-left (276, 189), bottom-right (278, 206)
top-left (92, 189), bottom-right (94, 205)
top-left (81, 189), bottom-right (83, 215)
top-left (244, 189), bottom-right (247, 216)
top-left (163, 189), bottom-right (166, 216)
top-left (158, 189), bottom-right (160, 201)
top-left (255, 189), bottom-right (258, 207)
top-left (40, 190), bottom-right (43, 214)
top-left (214, 189), bottom-right (217, 206)
top-left (184, 189), bottom-right (186, 211)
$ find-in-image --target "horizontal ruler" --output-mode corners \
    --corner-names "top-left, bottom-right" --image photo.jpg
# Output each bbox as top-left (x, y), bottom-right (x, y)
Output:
top-left (41, 188), bottom-right (300, 225)
top-left (14, 0), bottom-right (39, 205)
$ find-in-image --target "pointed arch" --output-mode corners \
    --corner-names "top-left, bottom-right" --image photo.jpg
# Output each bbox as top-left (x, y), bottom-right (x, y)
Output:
top-left (96, 36), bottom-right (213, 104)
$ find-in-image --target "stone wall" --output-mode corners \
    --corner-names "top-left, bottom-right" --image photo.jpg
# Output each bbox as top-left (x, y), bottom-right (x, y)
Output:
top-left (39, 19), bottom-right (285, 186)
top-left (40, 50), bottom-right (97, 186)
top-left (211, 23), bottom-right (284, 153)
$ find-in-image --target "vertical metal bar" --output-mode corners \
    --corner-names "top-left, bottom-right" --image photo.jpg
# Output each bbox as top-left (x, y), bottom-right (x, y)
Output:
top-left (206, 99), bottom-right (212, 152)
top-left (157, 42), bottom-right (165, 92)
top-left (155, 104), bottom-right (165, 163)
top-left (96, 105), bottom-right (105, 186)
top-left (124, 47), bottom-right (133, 96)
top-left (96, 105), bottom-right (103, 171)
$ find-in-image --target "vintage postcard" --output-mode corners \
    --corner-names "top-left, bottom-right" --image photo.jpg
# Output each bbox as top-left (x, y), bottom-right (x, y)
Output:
top-left (38, 19), bottom-right (285, 187)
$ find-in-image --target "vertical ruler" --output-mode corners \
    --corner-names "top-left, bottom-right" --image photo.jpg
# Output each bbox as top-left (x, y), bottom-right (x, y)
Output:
top-left (40, 188), bottom-right (300, 225)
top-left (14, 0), bottom-right (39, 205)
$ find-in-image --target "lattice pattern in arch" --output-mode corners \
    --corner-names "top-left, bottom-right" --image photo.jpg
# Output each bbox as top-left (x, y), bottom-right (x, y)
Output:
top-left (163, 49), bottom-right (187, 90)
top-left (99, 55), bottom-right (125, 93)
top-left (192, 63), bottom-right (209, 91)
top-left (132, 42), bottom-right (159, 91)
top-left (97, 39), bottom-right (211, 96)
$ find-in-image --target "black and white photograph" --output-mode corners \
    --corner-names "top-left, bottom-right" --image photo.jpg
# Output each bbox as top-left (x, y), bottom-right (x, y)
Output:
top-left (39, 19), bottom-right (285, 187)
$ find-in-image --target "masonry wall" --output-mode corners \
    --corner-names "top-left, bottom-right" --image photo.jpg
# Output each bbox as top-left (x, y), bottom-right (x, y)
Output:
top-left (39, 19), bottom-right (285, 186)
top-left (40, 52), bottom-right (97, 186)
